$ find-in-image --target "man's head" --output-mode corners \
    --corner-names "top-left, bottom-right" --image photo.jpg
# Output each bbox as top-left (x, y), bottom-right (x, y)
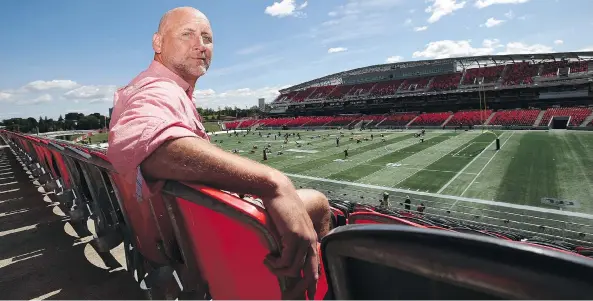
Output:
top-left (153, 7), bottom-right (213, 86)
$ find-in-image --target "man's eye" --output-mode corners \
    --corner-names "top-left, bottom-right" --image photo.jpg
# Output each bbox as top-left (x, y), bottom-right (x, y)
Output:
top-left (203, 36), bottom-right (212, 43)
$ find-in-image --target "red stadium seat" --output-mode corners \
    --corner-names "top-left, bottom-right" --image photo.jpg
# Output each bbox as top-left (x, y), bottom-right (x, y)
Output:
top-left (161, 182), bottom-right (328, 300)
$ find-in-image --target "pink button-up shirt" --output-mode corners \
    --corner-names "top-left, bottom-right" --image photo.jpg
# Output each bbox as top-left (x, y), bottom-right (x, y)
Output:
top-left (108, 60), bottom-right (210, 196)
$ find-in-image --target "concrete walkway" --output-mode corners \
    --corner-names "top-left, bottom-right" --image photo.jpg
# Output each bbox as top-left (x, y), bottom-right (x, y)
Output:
top-left (0, 142), bottom-right (144, 299)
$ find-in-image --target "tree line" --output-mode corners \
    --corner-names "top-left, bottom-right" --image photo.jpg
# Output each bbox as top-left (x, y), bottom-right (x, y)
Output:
top-left (0, 105), bottom-right (266, 134)
top-left (0, 112), bottom-right (109, 134)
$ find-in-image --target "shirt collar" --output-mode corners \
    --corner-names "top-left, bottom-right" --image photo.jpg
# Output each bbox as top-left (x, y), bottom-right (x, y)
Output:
top-left (148, 60), bottom-right (192, 94)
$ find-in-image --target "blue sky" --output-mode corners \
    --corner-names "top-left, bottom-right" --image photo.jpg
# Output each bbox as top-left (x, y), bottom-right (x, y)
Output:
top-left (1, 0), bottom-right (592, 119)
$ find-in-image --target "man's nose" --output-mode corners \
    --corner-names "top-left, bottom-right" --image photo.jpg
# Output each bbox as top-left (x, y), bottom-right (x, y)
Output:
top-left (194, 37), bottom-right (208, 52)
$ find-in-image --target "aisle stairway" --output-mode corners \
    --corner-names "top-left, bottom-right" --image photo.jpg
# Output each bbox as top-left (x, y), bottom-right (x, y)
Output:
top-left (533, 110), bottom-right (545, 126)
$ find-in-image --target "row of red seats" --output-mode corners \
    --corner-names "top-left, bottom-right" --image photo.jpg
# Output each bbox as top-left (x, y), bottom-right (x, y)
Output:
top-left (400, 77), bottom-right (431, 92)
top-left (226, 107), bottom-right (593, 129)
top-left (462, 65), bottom-right (505, 85)
top-left (489, 109), bottom-right (541, 126)
top-left (410, 112), bottom-right (452, 126)
top-left (369, 80), bottom-right (405, 97)
top-left (539, 107), bottom-right (592, 126)
top-left (429, 73), bottom-right (462, 91)
top-left (502, 62), bottom-right (538, 86)
top-left (379, 113), bottom-right (417, 126)
top-left (446, 110), bottom-right (493, 126)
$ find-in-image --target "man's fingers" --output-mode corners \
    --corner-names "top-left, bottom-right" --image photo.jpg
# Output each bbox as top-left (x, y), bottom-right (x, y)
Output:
top-left (268, 243), bottom-right (308, 277)
top-left (282, 276), bottom-right (309, 300)
top-left (304, 244), bottom-right (319, 300)
top-left (265, 236), bottom-right (298, 270)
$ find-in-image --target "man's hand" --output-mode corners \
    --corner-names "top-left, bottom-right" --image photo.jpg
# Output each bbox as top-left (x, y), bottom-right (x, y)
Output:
top-left (262, 180), bottom-right (319, 300)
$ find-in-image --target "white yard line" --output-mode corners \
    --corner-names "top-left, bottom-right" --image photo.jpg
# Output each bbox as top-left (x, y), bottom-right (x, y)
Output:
top-left (436, 132), bottom-right (505, 194)
top-left (460, 131), bottom-right (515, 197)
top-left (453, 142), bottom-right (474, 157)
top-left (394, 135), bottom-right (477, 186)
top-left (284, 172), bottom-right (593, 219)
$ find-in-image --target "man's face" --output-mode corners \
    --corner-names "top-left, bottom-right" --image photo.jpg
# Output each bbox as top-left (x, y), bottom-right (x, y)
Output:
top-left (158, 11), bottom-right (213, 81)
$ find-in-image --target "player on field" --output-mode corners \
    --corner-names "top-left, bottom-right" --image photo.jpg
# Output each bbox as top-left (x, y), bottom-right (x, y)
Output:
top-left (381, 192), bottom-right (390, 208)
top-left (404, 195), bottom-right (411, 211)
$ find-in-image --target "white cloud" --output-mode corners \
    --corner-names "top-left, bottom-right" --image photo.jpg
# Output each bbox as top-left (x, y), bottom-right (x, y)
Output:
top-left (504, 10), bottom-right (514, 19)
top-left (22, 80), bottom-right (79, 92)
top-left (404, 18), bottom-right (412, 26)
top-left (328, 47), bottom-right (348, 54)
top-left (517, 15), bottom-right (528, 20)
top-left (413, 40), bottom-right (495, 59)
top-left (475, 0), bottom-right (530, 9)
top-left (193, 86), bottom-right (285, 109)
top-left (499, 42), bottom-right (552, 54)
top-left (386, 56), bottom-right (404, 63)
top-left (63, 85), bottom-right (117, 103)
top-left (425, 0), bottom-right (466, 24)
top-left (414, 26), bottom-right (428, 31)
top-left (412, 39), bottom-right (553, 59)
top-left (0, 80), bottom-right (115, 107)
top-left (328, 11), bottom-right (337, 17)
top-left (265, 0), bottom-right (308, 18)
top-left (482, 17), bottom-right (505, 28)
top-left (554, 39), bottom-right (564, 45)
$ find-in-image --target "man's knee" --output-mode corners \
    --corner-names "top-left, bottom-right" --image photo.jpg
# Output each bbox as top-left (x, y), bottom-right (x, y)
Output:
top-left (297, 189), bottom-right (332, 239)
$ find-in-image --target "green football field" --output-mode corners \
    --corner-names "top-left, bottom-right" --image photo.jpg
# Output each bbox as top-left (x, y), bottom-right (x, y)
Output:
top-left (214, 128), bottom-right (593, 245)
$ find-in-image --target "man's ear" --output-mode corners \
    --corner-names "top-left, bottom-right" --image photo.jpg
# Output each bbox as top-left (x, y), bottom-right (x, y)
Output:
top-left (152, 33), bottom-right (162, 54)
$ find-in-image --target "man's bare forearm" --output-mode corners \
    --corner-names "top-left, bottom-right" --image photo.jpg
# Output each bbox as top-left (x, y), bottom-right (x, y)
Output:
top-left (141, 136), bottom-right (293, 199)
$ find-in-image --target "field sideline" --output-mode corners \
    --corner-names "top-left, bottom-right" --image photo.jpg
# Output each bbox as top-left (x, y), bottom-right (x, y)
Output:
top-left (215, 128), bottom-right (593, 215)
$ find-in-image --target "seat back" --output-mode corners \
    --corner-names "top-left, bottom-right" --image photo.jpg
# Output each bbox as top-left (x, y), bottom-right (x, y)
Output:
top-left (322, 224), bottom-right (593, 300)
top-left (47, 143), bottom-right (73, 189)
top-left (162, 181), bottom-right (287, 299)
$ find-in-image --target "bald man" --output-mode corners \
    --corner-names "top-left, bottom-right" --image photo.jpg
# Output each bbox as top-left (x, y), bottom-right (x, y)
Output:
top-left (107, 7), bottom-right (329, 299)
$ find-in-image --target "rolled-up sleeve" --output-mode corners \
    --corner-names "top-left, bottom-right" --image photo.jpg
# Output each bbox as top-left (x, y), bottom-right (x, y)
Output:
top-left (107, 81), bottom-right (198, 175)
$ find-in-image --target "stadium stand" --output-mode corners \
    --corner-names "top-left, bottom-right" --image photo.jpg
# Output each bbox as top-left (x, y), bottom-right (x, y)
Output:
top-left (429, 73), bottom-right (463, 91)
top-left (502, 62), bottom-right (539, 86)
top-left (369, 80), bottom-right (404, 97)
top-left (539, 107), bottom-right (592, 126)
top-left (446, 110), bottom-right (493, 126)
top-left (409, 112), bottom-right (452, 126)
top-left (488, 109), bottom-right (541, 126)
top-left (461, 65), bottom-right (505, 85)
top-left (378, 113), bottom-right (417, 127)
